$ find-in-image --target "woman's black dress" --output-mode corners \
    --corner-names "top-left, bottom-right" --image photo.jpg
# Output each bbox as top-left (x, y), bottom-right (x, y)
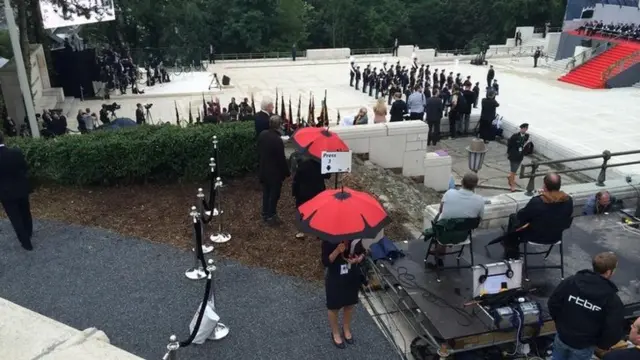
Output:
top-left (292, 158), bottom-right (330, 207)
top-left (322, 240), bottom-right (365, 310)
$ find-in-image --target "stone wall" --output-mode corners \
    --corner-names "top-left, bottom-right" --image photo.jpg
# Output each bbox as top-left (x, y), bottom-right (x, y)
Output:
top-left (423, 178), bottom-right (640, 230)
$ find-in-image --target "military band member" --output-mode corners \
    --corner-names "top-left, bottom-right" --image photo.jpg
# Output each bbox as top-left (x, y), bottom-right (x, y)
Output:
top-left (418, 64), bottom-right (425, 79)
top-left (363, 65), bottom-right (370, 93)
top-left (433, 69), bottom-right (439, 86)
top-left (439, 70), bottom-right (446, 89)
top-left (463, 76), bottom-right (472, 88)
top-left (447, 72), bottom-right (454, 87)
top-left (382, 60), bottom-right (388, 73)
top-left (369, 68), bottom-right (377, 97)
top-left (395, 61), bottom-right (401, 74)
top-left (355, 66), bottom-right (361, 90)
top-left (455, 73), bottom-right (462, 87)
top-left (349, 60), bottom-right (356, 87)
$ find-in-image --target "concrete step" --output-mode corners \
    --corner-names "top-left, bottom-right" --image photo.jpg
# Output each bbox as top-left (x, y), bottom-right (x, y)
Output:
top-left (633, 82), bottom-right (640, 88)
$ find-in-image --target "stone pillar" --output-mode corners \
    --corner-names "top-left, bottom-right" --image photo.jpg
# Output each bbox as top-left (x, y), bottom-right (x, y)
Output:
top-left (423, 151), bottom-right (452, 191)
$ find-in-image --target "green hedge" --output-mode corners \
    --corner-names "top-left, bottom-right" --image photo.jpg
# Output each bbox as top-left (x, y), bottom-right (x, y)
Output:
top-left (6, 122), bottom-right (257, 186)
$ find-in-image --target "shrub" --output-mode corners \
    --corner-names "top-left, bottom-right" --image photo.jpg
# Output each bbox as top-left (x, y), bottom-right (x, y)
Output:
top-left (6, 122), bottom-right (257, 186)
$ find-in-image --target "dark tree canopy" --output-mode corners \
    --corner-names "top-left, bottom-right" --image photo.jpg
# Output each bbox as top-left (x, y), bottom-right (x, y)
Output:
top-left (18, 0), bottom-right (568, 56)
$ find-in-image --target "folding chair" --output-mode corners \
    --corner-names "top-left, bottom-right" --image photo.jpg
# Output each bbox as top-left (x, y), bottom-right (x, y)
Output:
top-left (424, 217), bottom-right (481, 282)
top-left (522, 238), bottom-right (564, 282)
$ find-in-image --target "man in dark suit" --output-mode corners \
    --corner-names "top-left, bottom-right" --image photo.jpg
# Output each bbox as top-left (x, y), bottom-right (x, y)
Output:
top-left (254, 97), bottom-right (274, 138)
top-left (257, 115), bottom-right (290, 224)
top-left (425, 89), bottom-right (444, 146)
top-left (0, 133), bottom-right (33, 250)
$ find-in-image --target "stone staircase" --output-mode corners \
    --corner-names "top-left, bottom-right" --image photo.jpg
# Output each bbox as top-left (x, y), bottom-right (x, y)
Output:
top-left (634, 81), bottom-right (640, 88)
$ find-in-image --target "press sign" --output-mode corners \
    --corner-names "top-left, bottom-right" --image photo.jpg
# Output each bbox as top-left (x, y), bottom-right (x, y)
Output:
top-left (321, 151), bottom-right (353, 174)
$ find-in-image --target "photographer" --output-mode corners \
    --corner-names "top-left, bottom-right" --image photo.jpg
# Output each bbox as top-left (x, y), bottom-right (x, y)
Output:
top-left (99, 105), bottom-right (110, 125)
top-left (136, 103), bottom-right (145, 125)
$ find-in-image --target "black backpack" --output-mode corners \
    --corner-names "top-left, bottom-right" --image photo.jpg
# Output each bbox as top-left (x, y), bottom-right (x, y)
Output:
top-left (455, 93), bottom-right (467, 111)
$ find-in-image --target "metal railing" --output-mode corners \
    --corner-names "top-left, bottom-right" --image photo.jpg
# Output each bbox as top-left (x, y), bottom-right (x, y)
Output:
top-left (350, 47), bottom-right (393, 55)
top-left (519, 150), bottom-right (640, 196)
top-left (125, 47), bottom-right (303, 64)
top-left (564, 42), bottom-right (612, 71)
top-left (602, 50), bottom-right (640, 82)
top-left (533, 26), bottom-right (563, 34)
top-left (214, 51), bottom-right (305, 61)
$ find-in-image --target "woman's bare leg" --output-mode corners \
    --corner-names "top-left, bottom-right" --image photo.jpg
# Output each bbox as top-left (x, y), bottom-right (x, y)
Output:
top-left (342, 305), bottom-right (354, 339)
top-left (328, 309), bottom-right (342, 343)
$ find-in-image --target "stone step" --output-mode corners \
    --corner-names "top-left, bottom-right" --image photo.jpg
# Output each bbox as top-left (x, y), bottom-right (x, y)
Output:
top-left (634, 82), bottom-right (640, 88)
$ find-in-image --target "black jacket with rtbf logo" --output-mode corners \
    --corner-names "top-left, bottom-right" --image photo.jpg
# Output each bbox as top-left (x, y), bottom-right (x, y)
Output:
top-left (548, 270), bottom-right (625, 350)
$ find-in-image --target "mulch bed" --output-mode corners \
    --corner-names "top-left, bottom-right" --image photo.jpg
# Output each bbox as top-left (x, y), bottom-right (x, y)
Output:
top-left (4, 175), bottom-right (411, 282)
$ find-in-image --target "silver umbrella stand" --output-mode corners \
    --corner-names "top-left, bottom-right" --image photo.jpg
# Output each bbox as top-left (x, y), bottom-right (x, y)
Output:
top-left (162, 335), bottom-right (179, 360)
top-left (188, 259), bottom-right (230, 343)
top-left (195, 188), bottom-right (214, 254)
top-left (210, 177), bottom-right (231, 244)
top-left (185, 206), bottom-right (207, 280)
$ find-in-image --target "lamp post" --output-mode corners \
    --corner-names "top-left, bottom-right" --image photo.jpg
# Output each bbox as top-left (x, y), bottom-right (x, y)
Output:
top-left (3, 0), bottom-right (39, 138)
top-left (466, 138), bottom-right (488, 173)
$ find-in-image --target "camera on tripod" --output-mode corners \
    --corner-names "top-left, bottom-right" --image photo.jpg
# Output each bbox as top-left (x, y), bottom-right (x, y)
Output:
top-left (144, 103), bottom-right (153, 110)
top-left (104, 102), bottom-right (121, 114)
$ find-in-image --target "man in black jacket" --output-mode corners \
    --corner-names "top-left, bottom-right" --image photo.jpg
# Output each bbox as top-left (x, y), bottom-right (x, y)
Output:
top-left (257, 115), bottom-right (290, 225)
top-left (254, 97), bottom-right (274, 138)
top-left (425, 89), bottom-right (444, 146)
top-left (487, 65), bottom-right (495, 89)
top-left (0, 133), bottom-right (33, 250)
top-left (501, 173), bottom-right (573, 259)
top-left (549, 252), bottom-right (625, 360)
top-left (507, 123), bottom-right (530, 191)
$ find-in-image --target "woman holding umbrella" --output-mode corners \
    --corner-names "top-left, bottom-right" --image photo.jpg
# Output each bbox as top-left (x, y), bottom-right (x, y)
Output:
top-left (323, 239), bottom-right (365, 348)
top-left (298, 187), bottom-right (390, 349)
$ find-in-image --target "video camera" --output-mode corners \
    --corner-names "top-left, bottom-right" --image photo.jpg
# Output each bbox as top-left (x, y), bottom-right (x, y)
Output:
top-left (144, 103), bottom-right (153, 110)
top-left (104, 102), bottom-right (121, 113)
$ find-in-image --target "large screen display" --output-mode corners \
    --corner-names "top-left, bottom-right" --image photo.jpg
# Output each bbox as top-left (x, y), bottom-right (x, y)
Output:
top-left (39, 0), bottom-right (116, 29)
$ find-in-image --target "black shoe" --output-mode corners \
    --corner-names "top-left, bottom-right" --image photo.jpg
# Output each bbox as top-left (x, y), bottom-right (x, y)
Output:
top-left (343, 332), bottom-right (354, 345)
top-left (332, 334), bottom-right (345, 349)
top-left (21, 242), bottom-right (33, 251)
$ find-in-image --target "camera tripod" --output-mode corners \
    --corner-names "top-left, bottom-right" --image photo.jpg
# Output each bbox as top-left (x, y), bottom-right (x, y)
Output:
top-left (145, 107), bottom-right (153, 124)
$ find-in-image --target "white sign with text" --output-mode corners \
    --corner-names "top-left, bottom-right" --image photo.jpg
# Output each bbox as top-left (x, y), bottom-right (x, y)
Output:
top-left (321, 151), bottom-right (353, 174)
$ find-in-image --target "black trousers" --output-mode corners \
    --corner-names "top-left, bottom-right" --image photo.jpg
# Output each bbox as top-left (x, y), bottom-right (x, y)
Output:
top-left (261, 181), bottom-right (282, 220)
top-left (409, 112), bottom-right (424, 121)
top-left (1, 197), bottom-right (33, 248)
top-left (427, 120), bottom-right (441, 145)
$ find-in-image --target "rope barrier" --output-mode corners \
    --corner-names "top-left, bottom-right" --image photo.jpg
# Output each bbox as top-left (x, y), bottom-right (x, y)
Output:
top-left (179, 216), bottom-right (211, 347)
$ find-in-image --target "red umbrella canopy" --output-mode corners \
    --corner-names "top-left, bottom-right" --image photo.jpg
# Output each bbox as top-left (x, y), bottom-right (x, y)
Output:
top-left (291, 127), bottom-right (349, 160)
top-left (297, 187), bottom-right (390, 243)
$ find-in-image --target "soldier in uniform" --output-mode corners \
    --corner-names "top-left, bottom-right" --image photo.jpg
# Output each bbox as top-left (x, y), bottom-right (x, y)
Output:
top-left (362, 65), bottom-right (370, 93)
top-left (433, 69), bottom-right (439, 87)
top-left (439, 70), bottom-right (446, 89)
top-left (349, 58), bottom-right (356, 87)
top-left (395, 61), bottom-right (401, 74)
top-left (369, 68), bottom-right (377, 97)
top-left (355, 66), bottom-right (361, 90)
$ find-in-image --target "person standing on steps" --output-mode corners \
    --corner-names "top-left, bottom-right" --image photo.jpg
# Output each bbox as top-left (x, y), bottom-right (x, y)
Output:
top-left (486, 65), bottom-right (495, 89)
top-left (292, 43), bottom-right (297, 62)
top-left (506, 123), bottom-right (531, 192)
top-left (0, 132), bottom-right (34, 250)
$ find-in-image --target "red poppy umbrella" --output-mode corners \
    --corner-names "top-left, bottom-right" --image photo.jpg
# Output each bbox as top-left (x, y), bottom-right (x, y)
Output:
top-left (297, 187), bottom-right (390, 243)
top-left (291, 127), bottom-right (349, 160)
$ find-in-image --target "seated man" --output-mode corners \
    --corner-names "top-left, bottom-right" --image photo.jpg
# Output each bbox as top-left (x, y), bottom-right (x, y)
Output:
top-left (429, 173), bottom-right (485, 267)
top-left (602, 317), bottom-right (640, 360)
top-left (582, 191), bottom-right (620, 215)
top-left (501, 173), bottom-right (573, 259)
top-left (549, 252), bottom-right (625, 360)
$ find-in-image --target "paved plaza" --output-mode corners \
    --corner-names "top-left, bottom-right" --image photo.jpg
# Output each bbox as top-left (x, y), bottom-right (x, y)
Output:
top-left (67, 55), bottom-right (640, 177)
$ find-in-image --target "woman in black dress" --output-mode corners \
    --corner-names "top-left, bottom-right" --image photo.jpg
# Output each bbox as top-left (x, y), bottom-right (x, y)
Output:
top-left (292, 154), bottom-right (330, 239)
top-left (322, 239), bottom-right (365, 348)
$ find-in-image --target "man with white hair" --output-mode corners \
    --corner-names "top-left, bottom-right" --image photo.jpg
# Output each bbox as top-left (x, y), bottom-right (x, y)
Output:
top-left (254, 97), bottom-right (274, 138)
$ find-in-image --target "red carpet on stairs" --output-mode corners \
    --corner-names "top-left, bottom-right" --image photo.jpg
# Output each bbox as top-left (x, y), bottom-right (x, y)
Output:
top-left (558, 44), bottom-right (638, 89)
top-left (559, 31), bottom-right (640, 89)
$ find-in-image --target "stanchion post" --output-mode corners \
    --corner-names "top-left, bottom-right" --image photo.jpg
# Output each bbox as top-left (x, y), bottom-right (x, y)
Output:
top-left (212, 136), bottom-right (220, 179)
top-left (185, 206), bottom-right (207, 280)
top-left (210, 177), bottom-right (231, 243)
top-left (206, 259), bottom-right (230, 340)
top-left (162, 335), bottom-right (179, 360)
top-left (195, 189), bottom-right (214, 254)
top-left (205, 157), bottom-right (219, 217)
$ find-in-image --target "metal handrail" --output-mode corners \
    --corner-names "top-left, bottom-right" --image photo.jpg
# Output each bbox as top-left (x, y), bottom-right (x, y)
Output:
top-left (564, 33), bottom-right (626, 71)
top-left (602, 50), bottom-right (640, 82)
top-left (350, 48), bottom-right (393, 55)
top-left (519, 149), bottom-right (640, 196)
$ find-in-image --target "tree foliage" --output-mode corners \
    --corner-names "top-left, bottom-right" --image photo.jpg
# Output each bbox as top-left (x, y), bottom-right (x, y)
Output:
top-left (38, 0), bottom-right (566, 54)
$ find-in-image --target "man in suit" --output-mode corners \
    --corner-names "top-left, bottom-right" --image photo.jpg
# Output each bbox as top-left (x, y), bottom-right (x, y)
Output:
top-left (0, 133), bottom-right (33, 250)
top-left (257, 115), bottom-right (290, 225)
top-left (254, 97), bottom-right (274, 138)
top-left (425, 89), bottom-right (444, 146)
